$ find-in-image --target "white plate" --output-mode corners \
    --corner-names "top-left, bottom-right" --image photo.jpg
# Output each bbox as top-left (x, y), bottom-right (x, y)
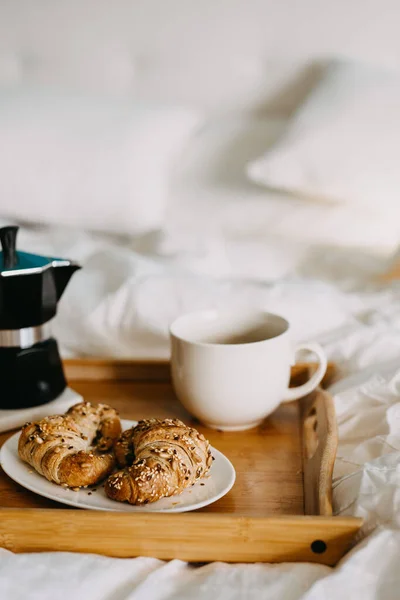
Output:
top-left (0, 420), bottom-right (236, 513)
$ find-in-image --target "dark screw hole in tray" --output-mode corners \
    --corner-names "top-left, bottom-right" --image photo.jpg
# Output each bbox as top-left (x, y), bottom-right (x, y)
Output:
top-left (311, 540), bottom-right (327, 554)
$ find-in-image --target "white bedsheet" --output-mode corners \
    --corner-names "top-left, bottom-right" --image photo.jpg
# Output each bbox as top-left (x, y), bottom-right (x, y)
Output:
top-left (1, 320), bottom-right (400, 599)
top-left (1, 223), bottom-right (400, 598)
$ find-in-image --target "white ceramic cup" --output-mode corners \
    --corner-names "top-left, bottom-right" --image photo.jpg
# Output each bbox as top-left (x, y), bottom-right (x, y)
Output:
top-left (170, 309), bottom-right (327, 431)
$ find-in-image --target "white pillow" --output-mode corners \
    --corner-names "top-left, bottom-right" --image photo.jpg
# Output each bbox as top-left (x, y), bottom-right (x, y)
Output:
top-left (0, 88), bottom-right (201, 234)
top-left (168, 115), bottom-right (400, 254)
top-left (247, 60), bottom-right (400, 214)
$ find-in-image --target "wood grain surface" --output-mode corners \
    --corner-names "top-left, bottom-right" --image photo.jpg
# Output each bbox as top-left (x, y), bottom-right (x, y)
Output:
top-left (0, 380), bottom-right (304, 516)
top-left (0, 360), bottom-right (362, 564)
top-left (301, 389), bottom-right (338, 516)
top-left (0, 510), bottom-right (361, 565)
top-left (64, 358), bottom-right (338, 386)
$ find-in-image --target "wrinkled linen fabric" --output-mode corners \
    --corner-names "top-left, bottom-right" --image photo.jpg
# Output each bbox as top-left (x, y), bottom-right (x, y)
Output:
top-left (1, 223), bottom-right (400, 598)
top-left (1, 293), bottom-right (400, 599)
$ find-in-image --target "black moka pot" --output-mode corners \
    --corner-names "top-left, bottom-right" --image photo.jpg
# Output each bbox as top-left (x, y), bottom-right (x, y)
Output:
top-left (0, 226), bottom-right (81, 409)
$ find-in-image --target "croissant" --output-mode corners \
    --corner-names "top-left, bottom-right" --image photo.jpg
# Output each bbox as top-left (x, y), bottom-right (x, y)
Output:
top-left (105, 418), bottom-right (212, 505)
top-left (18, 402), bottom-right (121, 489)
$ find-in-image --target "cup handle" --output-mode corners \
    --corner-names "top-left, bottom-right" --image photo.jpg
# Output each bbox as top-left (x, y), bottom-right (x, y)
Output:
top-left (282, 342), bottom-right (328, 402)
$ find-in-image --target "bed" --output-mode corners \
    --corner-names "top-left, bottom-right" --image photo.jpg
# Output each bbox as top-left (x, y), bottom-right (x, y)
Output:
top-left (0, 2), bottom-right (400, 599)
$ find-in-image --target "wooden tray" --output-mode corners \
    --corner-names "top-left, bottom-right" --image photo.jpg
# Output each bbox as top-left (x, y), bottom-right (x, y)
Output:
top-left (0, 360), bottom-right (362, 565)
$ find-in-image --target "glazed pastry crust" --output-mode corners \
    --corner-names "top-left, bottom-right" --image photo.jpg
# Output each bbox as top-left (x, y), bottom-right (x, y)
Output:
top-left (105, 418), bottom-right (212, 504)
top-left (18, 402), bottom-right (122, 488)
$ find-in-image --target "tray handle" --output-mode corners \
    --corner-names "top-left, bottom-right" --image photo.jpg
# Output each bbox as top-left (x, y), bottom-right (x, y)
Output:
top-left (300, 386), bottom-right (338, 517)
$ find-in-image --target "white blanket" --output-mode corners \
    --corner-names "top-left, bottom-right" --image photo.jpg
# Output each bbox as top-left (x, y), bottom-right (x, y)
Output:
top-left (1, 1), bottom-right (400, 595)
top-left (1, 226), bottom-right (400, 597)
top-left (9, 221), bottom-right (394, 360)
top-left (1, 203), bottom-right (400, 598)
